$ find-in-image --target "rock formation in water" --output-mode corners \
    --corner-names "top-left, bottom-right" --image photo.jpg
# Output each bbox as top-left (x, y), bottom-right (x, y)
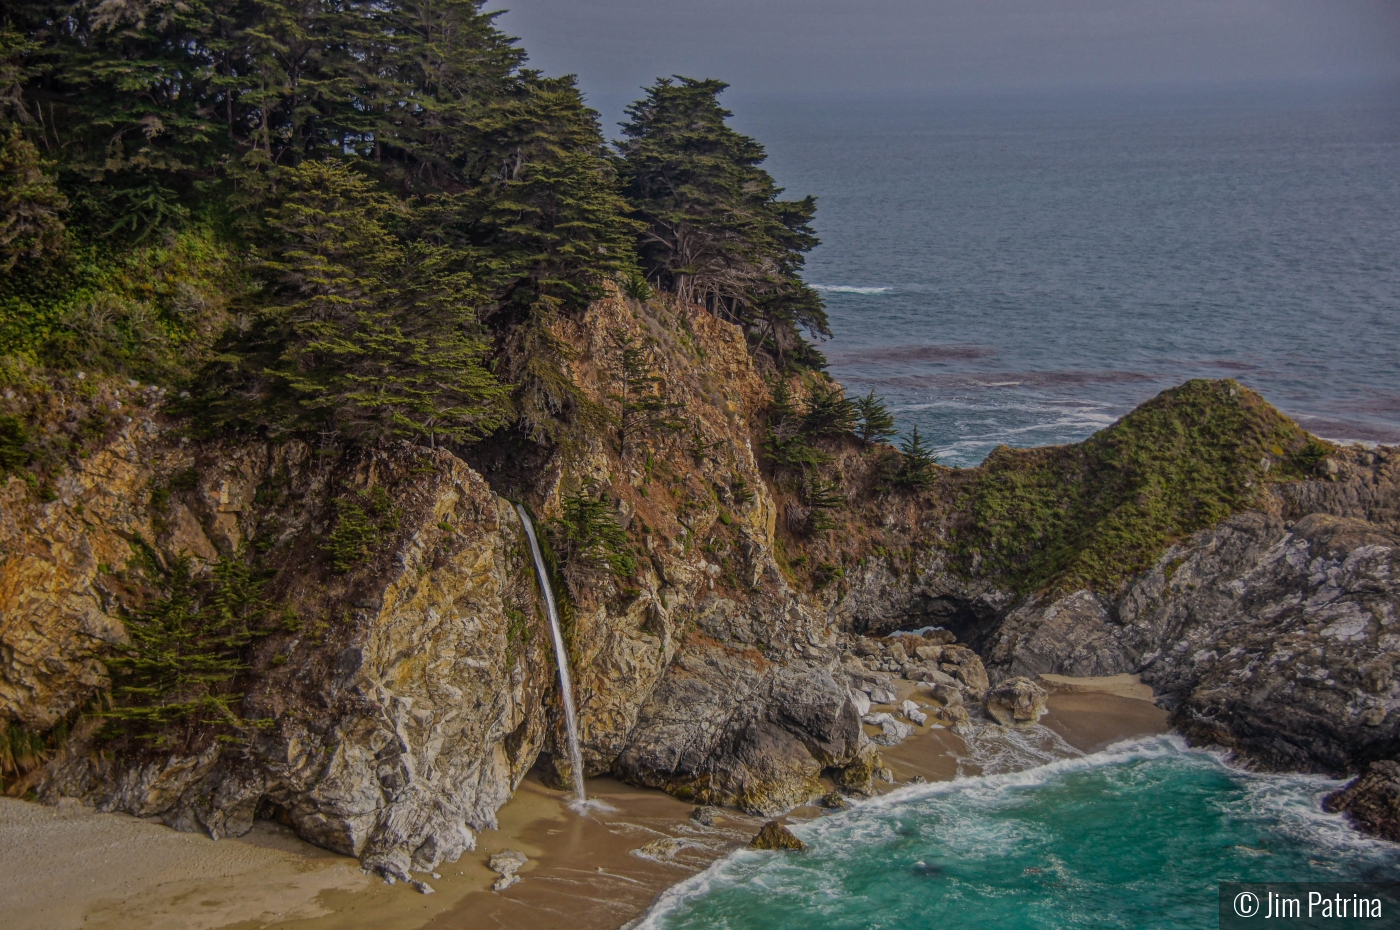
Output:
top-left (1326, 760), bottom-right (1400, 842)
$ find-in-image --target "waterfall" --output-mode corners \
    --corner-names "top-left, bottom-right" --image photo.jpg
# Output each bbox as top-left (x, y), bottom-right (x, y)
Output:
top-left (513, 503), bottom-right (587, 805)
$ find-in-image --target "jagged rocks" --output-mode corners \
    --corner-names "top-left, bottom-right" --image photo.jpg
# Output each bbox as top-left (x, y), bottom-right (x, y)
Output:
top-left (22, 437), bottom-right (556, 883)
top-left (613, 639), bottom-right (863, 815)
top-left (489, 851), bottom-right (528, 891)
top-left (901, 700), bottom-right (928, 726)
top-left (1324, 761), bottom-right (1400, 842)
top-left (983, 677), bottom-right (1049, 727)
top-left (833, 747), bottom-right (883, 796)
top-left (927, 683), bottom-right (963, 706)
top-left (748, 821), bottom-right (805, 850)
top-left (862, 713), bottom-right (915, 746)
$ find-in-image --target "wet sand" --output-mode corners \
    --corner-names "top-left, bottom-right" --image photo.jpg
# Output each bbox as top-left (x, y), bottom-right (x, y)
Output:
top-left (266, 776), bottom-right (765, 930)
top-left (1, 675), bottom-right (1170, 930)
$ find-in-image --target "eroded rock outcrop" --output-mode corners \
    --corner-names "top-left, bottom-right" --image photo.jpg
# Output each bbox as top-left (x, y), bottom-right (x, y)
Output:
top-left (984, 677), bottom-right (1049, 727)
top-left (7, 433), bottom-right (557, 880)
top-left (1325, 760), bottom-right (1400, 842)
top-left (955, 448), bottom-right (1400, 783)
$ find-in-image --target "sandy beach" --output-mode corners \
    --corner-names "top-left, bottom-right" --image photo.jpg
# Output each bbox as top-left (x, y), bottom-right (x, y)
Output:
top-left (1, 675), bottom-right (1169, 930)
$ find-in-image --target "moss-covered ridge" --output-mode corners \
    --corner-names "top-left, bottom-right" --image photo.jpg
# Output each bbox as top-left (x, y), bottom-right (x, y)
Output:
top-left (946, 379), bottom-right (1329, 596)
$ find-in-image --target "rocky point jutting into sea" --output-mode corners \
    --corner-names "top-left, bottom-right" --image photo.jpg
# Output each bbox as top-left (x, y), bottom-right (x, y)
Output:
top-left (2, 285), bottom-right (1398, 890)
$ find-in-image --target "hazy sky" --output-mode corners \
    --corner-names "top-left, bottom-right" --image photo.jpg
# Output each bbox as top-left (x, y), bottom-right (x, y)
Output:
top-left (490, 0), bottom-right (1400, 113)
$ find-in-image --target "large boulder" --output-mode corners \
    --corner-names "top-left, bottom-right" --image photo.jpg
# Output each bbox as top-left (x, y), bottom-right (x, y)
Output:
top-left (612, 637), bottom-right (864, 815)
top-left (984, 677), bottom-right (1049, 727)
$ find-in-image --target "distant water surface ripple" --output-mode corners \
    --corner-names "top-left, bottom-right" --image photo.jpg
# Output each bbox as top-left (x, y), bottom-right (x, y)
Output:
top-left (741, 83), bottom-right (1400, 465)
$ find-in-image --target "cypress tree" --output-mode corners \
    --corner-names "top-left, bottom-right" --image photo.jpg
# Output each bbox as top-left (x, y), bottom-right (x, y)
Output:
top-left (854, 390), bottom-right (897, 444)
top-left (617, 76), bottom-right (829, 367)
top-left (213, 160), bottom-right (508, 443)
top-left (897, 425), bottom-right (938, 489)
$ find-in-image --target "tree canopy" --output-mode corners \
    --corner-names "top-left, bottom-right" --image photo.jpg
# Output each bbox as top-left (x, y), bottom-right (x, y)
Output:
top-left (617, 76), bottom-right (829, 368)
top-left (1, 4), bottom-right (833, 450)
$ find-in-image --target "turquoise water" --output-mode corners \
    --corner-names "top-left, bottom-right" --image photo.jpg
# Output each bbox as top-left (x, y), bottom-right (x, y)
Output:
top-left (640, 738), bottom-right (1400, 930)
top-left (737, 82), bottom-right (1400, 465)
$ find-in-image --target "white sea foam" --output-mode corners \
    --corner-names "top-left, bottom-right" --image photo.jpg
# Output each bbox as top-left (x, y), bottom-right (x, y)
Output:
top-left (812, 284), bottom-right (893, 294)
top-left (634, 735), bottom-right (1399, 928)
top-left (569, 797), bottom-right (619, 815)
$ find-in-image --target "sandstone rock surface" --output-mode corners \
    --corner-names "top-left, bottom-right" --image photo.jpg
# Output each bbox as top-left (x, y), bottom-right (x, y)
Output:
top-left (983, 677), bottom-right (1049, 727)
top-left (748, 820), bottom-right (805, 850)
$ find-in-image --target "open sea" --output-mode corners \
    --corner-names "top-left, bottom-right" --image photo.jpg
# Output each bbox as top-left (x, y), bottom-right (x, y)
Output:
top-left (635, 82), bottom-right (1400, 927)
top-left (737, 81), bottom-right (1400, 466)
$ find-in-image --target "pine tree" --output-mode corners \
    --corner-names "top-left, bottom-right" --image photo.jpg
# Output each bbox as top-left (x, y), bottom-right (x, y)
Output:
top-left (802, 381), bottom-right (857, 438)
top-left (764, 379), bottom-right (825, 470)
top-left (554, 488), bottom-right (635, 578)
top-left (854, 390), bottom-right (897, 444)
top-left (612, 330), bottom-right (677, 456)
top-left (897, 425), bottom-right (938, 489)
top-left (803, 473), bottom-right (847, 533)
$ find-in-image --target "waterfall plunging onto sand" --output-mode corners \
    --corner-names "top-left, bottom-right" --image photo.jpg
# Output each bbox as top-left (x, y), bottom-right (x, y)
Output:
top-left (514, 503), bottom-right (587, 805)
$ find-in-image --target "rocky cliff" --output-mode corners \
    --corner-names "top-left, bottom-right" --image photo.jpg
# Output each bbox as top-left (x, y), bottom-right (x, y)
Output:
top-left (4, 290), bottom-right (1398, 877)
top-left (0, 291), bottom-right (869, 883)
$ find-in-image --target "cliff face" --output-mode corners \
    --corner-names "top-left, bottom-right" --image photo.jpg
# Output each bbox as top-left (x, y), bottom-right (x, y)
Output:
top-left (3, 424), bottom-right (558, 880)
top-left (823, 446), bottom-right (1400, 782)
top-left (0, 291), bottom-right (868, 881)
top-left (5, 288), bottom-right (1399, 871)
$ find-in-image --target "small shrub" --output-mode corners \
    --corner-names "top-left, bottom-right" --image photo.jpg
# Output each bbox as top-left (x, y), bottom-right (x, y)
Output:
top-left (0, 722), bottom-right (61, 793)
top-left (323, 487), bottom-right (401, 573)
top-left (0, 413), bottom-right (30, 474)
top-left (104, 553), bottom-right (268, 745)
top-left (552, 489), bottom-right (636, 578)
top-left (622, 275), bottom-right (654, 301)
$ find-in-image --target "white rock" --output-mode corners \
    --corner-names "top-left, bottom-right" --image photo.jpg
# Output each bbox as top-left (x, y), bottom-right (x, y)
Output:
top-left (851, 690), bottom-right (872, 716)
top-left (872, 716), bottom-right (914, 746)
top-left (489, 850), bottom-right (528, 892)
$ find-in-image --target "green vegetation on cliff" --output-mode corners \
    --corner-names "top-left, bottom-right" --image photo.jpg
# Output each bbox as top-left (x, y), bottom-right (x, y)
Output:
top-left (1, 1), bottom-right (829, 457)
top-left (948, 379), bottom-right (1330, 595)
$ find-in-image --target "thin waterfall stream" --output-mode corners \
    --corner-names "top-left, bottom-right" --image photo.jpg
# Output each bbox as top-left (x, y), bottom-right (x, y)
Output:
top-left (514, 503), bottom-right (587, 806)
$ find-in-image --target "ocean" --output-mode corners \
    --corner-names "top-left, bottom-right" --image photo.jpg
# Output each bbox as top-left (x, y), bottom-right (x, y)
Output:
top-left (632, 82), bottom-right (1400, 927)
top-left (735, 81), bottom-right (1400, 466)
top-left (639, 738), bottom-right (1400, 930)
